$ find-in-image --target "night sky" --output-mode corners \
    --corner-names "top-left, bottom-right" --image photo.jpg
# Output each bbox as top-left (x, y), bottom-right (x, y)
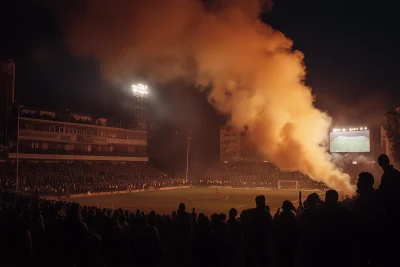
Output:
top-left (1, 0), bottom-right (398, 176)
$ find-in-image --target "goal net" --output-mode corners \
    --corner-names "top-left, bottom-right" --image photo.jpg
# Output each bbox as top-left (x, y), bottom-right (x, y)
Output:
top-left (278, 180), bottom-right (299, 190)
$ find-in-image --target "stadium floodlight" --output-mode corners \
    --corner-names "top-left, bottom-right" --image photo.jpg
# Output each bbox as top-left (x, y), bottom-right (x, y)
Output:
top-left (132, 83), bottom-right (148, 96)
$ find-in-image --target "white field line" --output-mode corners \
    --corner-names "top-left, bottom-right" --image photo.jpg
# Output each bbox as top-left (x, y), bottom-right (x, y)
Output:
top-left (188, 196), bottom-right (223, 200)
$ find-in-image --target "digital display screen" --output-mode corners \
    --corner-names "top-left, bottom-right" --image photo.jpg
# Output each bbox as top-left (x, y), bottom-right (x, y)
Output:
top-left (329, 130), bottom-right (370, 153)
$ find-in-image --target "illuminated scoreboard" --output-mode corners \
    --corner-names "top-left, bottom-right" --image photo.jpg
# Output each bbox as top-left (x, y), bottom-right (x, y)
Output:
top-left (329, 127), bottom-right (370, 153)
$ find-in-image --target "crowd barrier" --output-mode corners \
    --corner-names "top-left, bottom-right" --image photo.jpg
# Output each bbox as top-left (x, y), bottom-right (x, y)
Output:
top-left (159, 186), bottom-right (190, 190)
top-left (43, 185), bottom-right (192, 200)
top-left (209, 186), bottom-right (272, 190)
top-left (207, 186), bottom-right (326, 191)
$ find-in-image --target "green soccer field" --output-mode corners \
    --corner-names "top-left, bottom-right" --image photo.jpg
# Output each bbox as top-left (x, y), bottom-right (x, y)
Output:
top-left (72, 187), bottom-right (321, 216)
top-left (330, 136), bottom-right (370, 152)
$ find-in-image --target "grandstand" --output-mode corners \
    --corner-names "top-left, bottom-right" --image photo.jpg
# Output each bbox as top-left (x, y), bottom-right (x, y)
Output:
top-left (7, 107), bottom-right (148, 162)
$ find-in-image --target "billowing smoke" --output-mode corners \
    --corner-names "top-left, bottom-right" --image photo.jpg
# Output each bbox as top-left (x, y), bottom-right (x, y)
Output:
top-left (67, 0), bottom-right (355, 194)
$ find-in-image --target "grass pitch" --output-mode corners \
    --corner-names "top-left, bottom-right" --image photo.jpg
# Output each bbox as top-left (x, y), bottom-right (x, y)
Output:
top-left (72, 187), bottom-right (321, 216)
top-left (330, 136), bottom-right (370, 152)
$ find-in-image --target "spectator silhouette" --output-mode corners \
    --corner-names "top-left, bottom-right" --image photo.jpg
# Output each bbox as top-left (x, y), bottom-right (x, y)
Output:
top-left (62, 203), bottom-right (89, 265)
top-left (172, 203), bottom-right (193, 267)
top-left (242, 195), bottom-right (273, 267)
top-left (193, 213), bottom-right (219, 267)
top-left (296, 193), bottom-right (321, 267)
top-left (351, 172), bottom-right (385, 266)
top-left (5, 209), bottom-right (33, 266)
top-left (319, 190), bottom-right (354, 267)
top-left (227, 208), bottom-right (242, 267)
top-left (273, 200), bottom-right (297, 267)
top-left (134, 215), bottom-right (163, 267)
top-left (378, 154), bottom-right (400, 192)
top-left (191, 207), bottom-right (197, 222)
top-left (81, 234), bottom-right (105, 267)
top-left (378, 154), bottom-right (400, 223)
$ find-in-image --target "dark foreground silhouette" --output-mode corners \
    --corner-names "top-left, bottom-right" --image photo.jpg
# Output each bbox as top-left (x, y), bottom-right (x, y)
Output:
top-left (0, 154), bottom-right (399, 267)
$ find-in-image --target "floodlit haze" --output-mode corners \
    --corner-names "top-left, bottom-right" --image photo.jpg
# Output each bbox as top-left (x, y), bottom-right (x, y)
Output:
top-left (67, 0), bottom-right (354, 194)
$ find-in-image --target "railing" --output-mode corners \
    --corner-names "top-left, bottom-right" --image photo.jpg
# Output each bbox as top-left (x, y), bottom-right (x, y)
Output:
top-left (20, 130), bottom-right (73, 141)
top-left (77, 135), bottom-right (94, 143)
top-left (19, 130), bottom-right (146, 145)
top-left (8, 153), bottom-right (148, 161)
top-left (20, 113), bottom-right (137, 131)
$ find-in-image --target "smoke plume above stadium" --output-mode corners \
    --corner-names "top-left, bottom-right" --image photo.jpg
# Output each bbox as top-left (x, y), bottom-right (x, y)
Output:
top-left (68, 0), bottom-right (355, 194)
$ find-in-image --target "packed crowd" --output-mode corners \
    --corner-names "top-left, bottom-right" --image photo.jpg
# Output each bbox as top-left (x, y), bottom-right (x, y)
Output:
top-left (0, 162), bottom-right (182, 196)
top-left (204, 162), bottom-right (326, 188)
top-left (0, 154), bottom-right (399, 267)
top-left (203, 161), bottom-right (380, 189)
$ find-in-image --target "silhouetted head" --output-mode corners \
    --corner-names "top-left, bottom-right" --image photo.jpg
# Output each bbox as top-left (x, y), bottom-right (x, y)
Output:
top-left (357, 172), bottom-right (374, 194)
top-left (282, 200), bottom-right (295, 212)
top-left (178, 203), bottom-right (185, 211)
top-left (229, 208), bottom-right (237, 219)
top-left (378, 154), bottom-right (390, 169)
top-left (255, 195), bottom-right (266, 208)
top-left (220, 213), bottom-right (226, 221)
top-left (198, 214), bottom-right (209, 226)
top-left (197, 213), bottom-right (205, 221)
top-left (325, 190), bottom-right (339, 206)
top-left (305, 193), bottom-right (320, 209)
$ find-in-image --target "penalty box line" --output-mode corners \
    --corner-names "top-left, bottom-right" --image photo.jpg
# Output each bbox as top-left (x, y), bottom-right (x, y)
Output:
top-left (188, 196), bottom-right (247, 209)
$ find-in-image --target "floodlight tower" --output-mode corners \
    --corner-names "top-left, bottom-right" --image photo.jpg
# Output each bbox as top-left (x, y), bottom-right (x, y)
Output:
top-left (132, 83), bottom-right (148, 129)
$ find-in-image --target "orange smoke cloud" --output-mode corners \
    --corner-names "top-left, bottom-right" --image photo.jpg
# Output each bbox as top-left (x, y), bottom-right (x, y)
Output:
top-left (68, 0), bottom-right (355, 194)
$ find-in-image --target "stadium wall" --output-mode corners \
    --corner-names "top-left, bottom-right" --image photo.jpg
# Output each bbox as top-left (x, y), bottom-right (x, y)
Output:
top-left (44, 186), bottom-right (192, 200)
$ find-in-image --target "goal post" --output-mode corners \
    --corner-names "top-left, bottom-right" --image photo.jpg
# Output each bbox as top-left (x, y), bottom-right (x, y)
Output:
top-left (278, 180), bottom-right (299, 190)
